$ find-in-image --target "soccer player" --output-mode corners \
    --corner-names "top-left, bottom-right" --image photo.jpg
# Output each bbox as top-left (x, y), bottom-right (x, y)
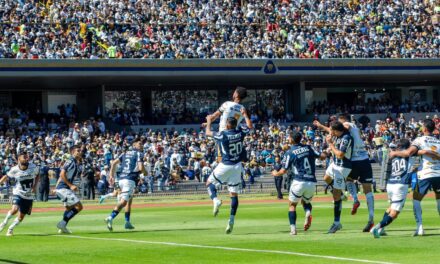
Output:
top-left (271, 131), bottom-right (327, 235)
top-left (0, 149), bottom-right (39, 236)
top-left (205, 108), bottom-right (250, 234)
top-left (389, 119), bottom-right (440, 236)
top-left (104, 138), bottom-right (147, 231)
top-left (324, 121), bottom-right (353, 234)
top-left (370, 139), bottom-right (435, 238)
top-left (55, 145), bottom-right (83, 234)
top-left (203, 86), bottom-right (252, 132)
top-left (315, 114), bottom-right (375, 232)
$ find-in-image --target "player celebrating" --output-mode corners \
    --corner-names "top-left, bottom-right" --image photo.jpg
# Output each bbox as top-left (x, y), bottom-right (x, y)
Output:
top-left (389, 119), bottom-right (440, 236)
top-left (55, 145), bottom-right (84, 234)
top-left (324, 122), bottom-right (353, 234)
top-left (205, 108), bottom-right (250, 234)
top-left (0, 149), bottom-right (39, 236)
top-left (104, 138), bottom-right (146, 231)
top-left (315, 114), bottom-right (375, 232)
top-left (272, 131), bottom-right (327, 235)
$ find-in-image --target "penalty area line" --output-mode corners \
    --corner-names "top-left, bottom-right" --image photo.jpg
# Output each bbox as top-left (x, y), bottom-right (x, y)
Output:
top-left (55, 235), bottom-right (398, 264)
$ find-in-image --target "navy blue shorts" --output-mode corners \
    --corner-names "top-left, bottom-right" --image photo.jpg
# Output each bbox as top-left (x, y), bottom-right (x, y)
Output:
top-left (348, 159), bottom-right (373, 184)
top-left (416, 177), bottom-right (440, 196)
top-left (12, 196), bottom-right (33, 215)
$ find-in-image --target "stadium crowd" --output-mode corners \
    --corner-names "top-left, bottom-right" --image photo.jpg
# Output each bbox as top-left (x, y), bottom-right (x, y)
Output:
top-left (0, 100), bottom-right (439, 201)
top-left (0, 0), bottom-right (439, 59)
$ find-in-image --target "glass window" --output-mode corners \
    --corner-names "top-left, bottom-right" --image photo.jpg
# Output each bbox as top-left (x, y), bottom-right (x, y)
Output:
top-left (104, 91), bottom-right (142, 125)
top-left (152, 90), bottom-right (186, 124)
top-left (256, 89), bottom-right (285, 121)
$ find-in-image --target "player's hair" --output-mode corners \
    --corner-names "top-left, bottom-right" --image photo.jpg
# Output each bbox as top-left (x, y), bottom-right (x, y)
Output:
top-left (338, 114), bottom-right (350, 122)
top-left (226, 117), bottom-right (238, 129)
top-left (235, 86), bottom-right (247, 100)
top-left (330, 121), bottom-right (345, 132)
top-left (290, 131), bottom-right (303, 144)
top-left (423, 119), bottom-right (435, 133)
top-left (69, 144), bottom-right (81, 152)
top-left (397, 139), bottom-right (410, 150)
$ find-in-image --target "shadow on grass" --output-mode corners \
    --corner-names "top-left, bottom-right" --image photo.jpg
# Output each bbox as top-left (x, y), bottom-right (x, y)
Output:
top-left (83, 227), bottom-right (214, 235)
top-left (0, 259), bottom-right (30, 264)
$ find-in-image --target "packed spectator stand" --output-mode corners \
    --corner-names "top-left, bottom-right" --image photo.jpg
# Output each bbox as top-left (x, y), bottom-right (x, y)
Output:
top-left (0, 0), bottom-right (439, 59)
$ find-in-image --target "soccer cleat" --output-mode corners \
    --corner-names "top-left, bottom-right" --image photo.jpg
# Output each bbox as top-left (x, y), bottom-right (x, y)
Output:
top-left (304, 215), bottom-right (312, 231)
top-left (413, 226), bottom-right (425, 237)
top-left (225, 222), bottom-right (234, 234)
top-left (6, 229), bottom-right (13, 237)
top-left (125, 221), bottom-right (135, 230)
top-left (379, 228), bottom-right (387, 236)
top-left (290, 228), bottom-right (297, 236)
top-left (370, 224), bottom-right (381, 238)
top-left (105, 217), bottom-right (113, 232)
top-left (351, 201), bottom-right (361, 215)
top-left (57, 221), bottom-right (72, 234)
top-left (213, 200), bottom-right (222, 217)
top-left (327, 223), bottom-right (342, 234)
top-left (363, 221), bottom-right (374, 232)
top-left (0, 221), bottom-right (6, 232)
top-left (99, 196), bottom-right (106, 204)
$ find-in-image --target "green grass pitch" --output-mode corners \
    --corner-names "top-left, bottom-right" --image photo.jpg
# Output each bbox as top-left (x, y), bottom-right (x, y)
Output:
top-left (0, 196), bottom-right (438, 264)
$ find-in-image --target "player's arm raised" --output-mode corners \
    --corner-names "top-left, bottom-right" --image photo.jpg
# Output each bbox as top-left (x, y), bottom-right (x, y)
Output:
top-left (313, 120), bottom-right (331, 134)
top-left (205, 114), bottom-right (215, 137)
top-left (0, 175), bottom-right (8, 185)
top-left (272, 152), bottom-right (291, 177)
top-left (241, 107), bottom-right (253, 129)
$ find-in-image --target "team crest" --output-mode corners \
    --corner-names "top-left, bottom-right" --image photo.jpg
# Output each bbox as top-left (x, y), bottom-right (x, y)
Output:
top-left (263, 60), bottom-right (277, 74)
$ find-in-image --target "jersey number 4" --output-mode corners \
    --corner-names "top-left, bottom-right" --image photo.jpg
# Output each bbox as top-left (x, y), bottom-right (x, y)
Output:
top-left (303, 158), bottom-right (312, 175)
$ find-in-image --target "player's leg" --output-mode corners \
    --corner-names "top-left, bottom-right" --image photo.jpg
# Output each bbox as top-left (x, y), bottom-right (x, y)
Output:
top-left (412, 178), bottom-right (429, 236)
top-left (372, 184), bottom-right (406, 238)
top-left (99, 185), bottom-right (118, 204)
top-left (226, 192), bottom-right (238, 234)
top-left (124, 197), bottom-right (135, 230)
top-left (358, 160), bottom-right (375, 231)
top-left (324, 166), bottom-right (344, 234)
top-left (0, 204), bottom-right (19, 232)
top-left (207, 165), bottom-right (225, 217)
top-left (288, 201), bottom-right (298, 235)
top-left (302, 182), bottom-right (315, 231)
top-left (57, 189), bottom-right (80, 233)
top-left (226, 164), bottom-right (242, 234)
top-left (105, 180), bottom-right (132, 231)
top-left (346, 166), bottom-right (360, 213)
top-left (6, 211), bottom-right (26, 237)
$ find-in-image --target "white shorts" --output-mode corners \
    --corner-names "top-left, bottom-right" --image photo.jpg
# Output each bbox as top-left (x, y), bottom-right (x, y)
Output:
top-left (325, 163), bottom-right (351, 190)
top-left (208, 163), bottom-right (242, 193)
top-left (118, 179), bottom-right (136, 202)
top-left (56, 188), bottom-right (80, 207)
top-left (387, 183), bottom-right (408, 212)
top-left (289, 180), bottom-right (315, 204)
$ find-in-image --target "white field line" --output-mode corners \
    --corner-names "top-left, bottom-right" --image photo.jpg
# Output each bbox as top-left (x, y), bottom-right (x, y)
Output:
top-left (56, 235), bottom-right (399, 264)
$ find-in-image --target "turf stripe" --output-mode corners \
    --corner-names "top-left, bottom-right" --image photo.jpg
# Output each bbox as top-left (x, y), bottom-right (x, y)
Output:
top-left (56, 235), bottom-right (398, 264)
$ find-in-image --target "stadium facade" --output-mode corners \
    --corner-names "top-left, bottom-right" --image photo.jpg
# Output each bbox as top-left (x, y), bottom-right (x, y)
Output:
top-left (1, 59), bottom-right (440, 122)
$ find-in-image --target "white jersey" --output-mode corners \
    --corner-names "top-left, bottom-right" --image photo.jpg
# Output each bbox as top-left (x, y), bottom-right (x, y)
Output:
top-left (8, 163), bottom-right (39, 200)
top-left (218, 101), bottom-right (244, 132)
top-left (412, 135), bottom-right (440, 180)
top-left (345, 122), bottom-right (369, 161)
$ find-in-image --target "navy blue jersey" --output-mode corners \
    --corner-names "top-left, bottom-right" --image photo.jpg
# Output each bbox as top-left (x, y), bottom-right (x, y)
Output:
top-left (57, 158), bottom-right (82, 190)
top-left (213, 127), bottom-right (249, 165)
top-left (118, 150), bottom-right (143, 181)
top-left (387, 156), bottom-right (413, 185)
top-left (282, 144), bottom-right (320, 182)
top-left (332, 132), bottom-right (353, 168)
